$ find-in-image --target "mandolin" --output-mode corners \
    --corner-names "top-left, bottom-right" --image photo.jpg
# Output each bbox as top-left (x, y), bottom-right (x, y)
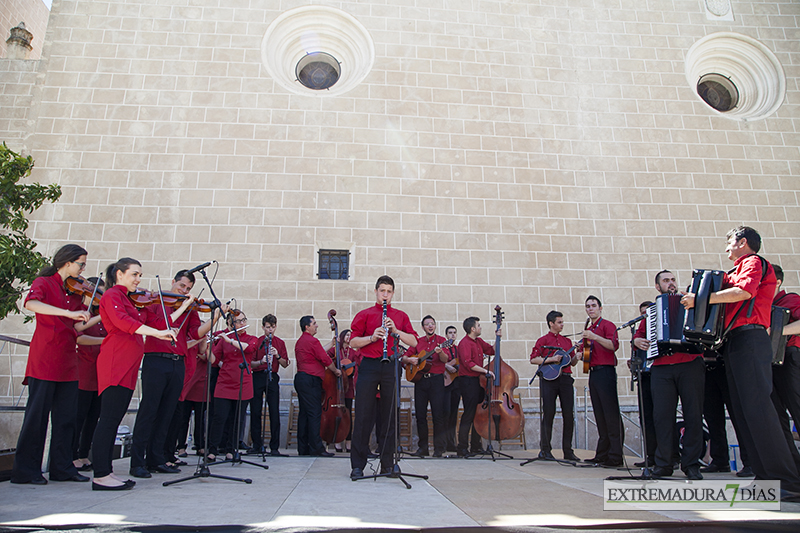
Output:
top-left (404, 339), bottom-right (455, 383)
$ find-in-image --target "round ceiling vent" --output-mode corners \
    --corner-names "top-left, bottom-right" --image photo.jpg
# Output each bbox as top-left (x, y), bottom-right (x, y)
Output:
top-left (685, 32), bottom-right (785, 121)
top-left (261, 6), bottom-right (375, 97)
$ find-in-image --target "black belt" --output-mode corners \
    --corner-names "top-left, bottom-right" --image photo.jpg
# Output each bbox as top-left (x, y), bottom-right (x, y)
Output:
top-left (144, 352), bottom-right (183, 361)
top-left (730, 324), bottom-right (766, 334)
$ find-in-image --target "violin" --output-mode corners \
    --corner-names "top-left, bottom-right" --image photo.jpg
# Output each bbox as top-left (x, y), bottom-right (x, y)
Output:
top-left (65, 276), bottom-right (104, 307)
top-left (474, 305), bottom-right (525, 442)
top-left (126, 289), bottom-right (214, 312)
top-left (320, 309), bottom-right (351, 446)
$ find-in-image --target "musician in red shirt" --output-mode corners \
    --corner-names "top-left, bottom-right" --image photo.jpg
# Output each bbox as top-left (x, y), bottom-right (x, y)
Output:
top-left (456, 316), bottom-right (497, 457)
top-left (530, 310), bottom-right (579, 462)
top-left (682, 226), bottom-right (800, 496)
top-left (443, 326), bottom-right (466, 453)
top-left (349, 275), bottom-right (418, 479)
top-left (11, 244), bottom-right (91, 485)
top-left (581, 295), bottom-right (623, 467)
top-left (294, 315), bottom-right (340, 457)
top-left (91, 258), bottom-right (176, 490)
top-left (634, 271), bottom-right (704, 479)
top-left (250, 314), bottom-right (290, 456)
top-left (770, 265), bottom-right (800, 472)
top-left (401, 315), bottom-right (449, 457)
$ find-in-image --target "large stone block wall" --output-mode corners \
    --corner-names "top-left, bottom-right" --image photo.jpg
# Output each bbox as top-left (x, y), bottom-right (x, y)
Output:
top-left (0, 0), bottom-right (50, 61)
top-left (1, 0), bottom-right (799, 410)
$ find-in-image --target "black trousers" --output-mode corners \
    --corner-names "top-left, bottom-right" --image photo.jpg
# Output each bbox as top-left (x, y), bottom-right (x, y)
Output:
top-left (724, 327), bottom-right (800, 492)
top-left (91, 385), bottom-right (134, 478)
top-left (250, 371), bottom-right (281, 451)
top-left (183, 400), bottom-right (207, 450)
top-left (11, 378), bottom-right (80, 482)
top-left (414, 373), bottom-right (448, 454)
top-left (445, 381), bottom-right (459, 450)
top-left (540, 374), bottom-right (575, 455)
top-left (164, 400), bottom-right (188, 460)
top-left (209, 397), bottom-right (244, 454)
top-left (294, 372), bottom-right (324, 456)
top-left (588, 366), bottom-right (623, 463)
top-left (457, 376), bottom-right (485, 454)
top-left (650, 358), bottom-right (705, 471)
top-left (351, 357), bottom-right (397, 470)
top-left (704, 360), bottom-right (749, 468)
top-left (74, 388), bottom-right (101, 460)
top-left (636, 371), bottom-right (657, 461)
top-left (771, 346), bottom-right (800, 472)
top-left (130, 355), bottom-right (184, 469)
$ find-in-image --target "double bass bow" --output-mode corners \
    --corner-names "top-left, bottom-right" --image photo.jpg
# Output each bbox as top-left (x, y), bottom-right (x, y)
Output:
top-left (320, 309), bottom-right (352, 446)
top-left (474, 305), bottom-right (524, 443)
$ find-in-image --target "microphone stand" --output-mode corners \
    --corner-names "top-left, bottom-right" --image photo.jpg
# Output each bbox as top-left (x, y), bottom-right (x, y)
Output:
top-left (164, 268), bottom-right (253, 486)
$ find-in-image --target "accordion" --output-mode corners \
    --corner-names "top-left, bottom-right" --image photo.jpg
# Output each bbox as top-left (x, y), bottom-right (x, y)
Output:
top-left (684, 269), bottom-right (726, 347)
top-left (771, 306), bottom-right (790, 365)
top-left (646, 294), bottom-right (703, 360)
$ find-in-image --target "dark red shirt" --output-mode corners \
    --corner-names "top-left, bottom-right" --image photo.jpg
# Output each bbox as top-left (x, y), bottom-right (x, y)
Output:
top-left (253, 335), bottom-right (288, 373)
top-left (350, 303), bottom-right (417, 359)
top-left (405, 334), bottom-right (447, 374)
top-left (212, 332), bottom-right (257, 401)
top-left (775, 290), bottom-right (800, 350)
top-left (77, 317), bottom-right (106, 391)
top-left (97, 285), bottom-right (146, 393)
top-left (723, 253), bottom-right (777, 329)
top-left (587, 317), bottom-right (619, 367)
top-left (295, 331), bottom-right (333, 378)
top-left (458, 336), bottom-right (495, 377)
top-left (530, 331), bottom-right (574, 374)
top-left (634, 316), bottom-right (699, 366)
top-left (23, 272), bottom-right (84, 382)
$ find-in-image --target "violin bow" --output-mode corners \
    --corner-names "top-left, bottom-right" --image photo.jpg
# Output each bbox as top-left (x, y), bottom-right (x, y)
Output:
top-left (87, 272), bottom-right (102, 313)
top-left (155, 275), bottom-right (176, 347)
top-left (174, 288), bottom-right (205, 332)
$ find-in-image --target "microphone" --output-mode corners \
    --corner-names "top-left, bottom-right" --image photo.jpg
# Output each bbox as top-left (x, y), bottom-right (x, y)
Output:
top-left (186, 261), bottom-right (212, 275)
top-left (617, 314), bottom-right (646, 330)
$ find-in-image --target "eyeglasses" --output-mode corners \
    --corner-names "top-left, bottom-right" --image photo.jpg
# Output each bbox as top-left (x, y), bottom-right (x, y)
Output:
top-left (234, 318), bottom-right (247, 324)
top-left (73, 262), bottom-right (86, 269)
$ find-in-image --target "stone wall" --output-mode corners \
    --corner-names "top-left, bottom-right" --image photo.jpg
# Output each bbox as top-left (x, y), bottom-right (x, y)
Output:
top-left (0, 0), bottom-right (49, 61)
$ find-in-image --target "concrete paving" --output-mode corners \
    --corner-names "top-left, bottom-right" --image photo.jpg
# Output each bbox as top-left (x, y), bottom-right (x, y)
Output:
top-left (1, 450), bottom-right (799, 529)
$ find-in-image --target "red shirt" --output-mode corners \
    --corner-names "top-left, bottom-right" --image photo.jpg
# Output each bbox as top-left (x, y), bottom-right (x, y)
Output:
top-left (183, 356), bottom-right (209, 403)
top-left (775, 290), bottom-right (800, 350)
top-left (23, 272), bottom-right (84, 382)
top-left (634, 316), bottom-right (699, 366)
top-left (77, 317), bottom-right (106, 391)
top-left (350, 303), bottom-right (418, 359)
top-left (586, 317), bottom-right (619, 367)
top-left (141, 306), bottom-right (202, 356)
top-left (252, 335), bottom-right (288, 373)
top-left (179, 337), bottom-right (200, 401)
top-left (212, 332), bottom-right (257, 401)
top-left (405, 334), bottom-right (447, 374)
top-left (724, 254), bottom-right (777, 330)
top-left (458, 335), bottom-right (495, 377)
top-left (295, 332), bottom-right (333, 379)
top-left (97, 285), bottom-right (146, 393)
top-left (530, 331), bottom-right (574, 374)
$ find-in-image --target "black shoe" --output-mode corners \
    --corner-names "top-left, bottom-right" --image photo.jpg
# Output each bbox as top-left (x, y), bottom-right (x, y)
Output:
top-left (238, 441), bottom-right (249, 450)
top-left (538, 450), bottom-right (555, 460)
top-left (470, 447), bottom-right (485, 455)
top-left (652, 466), bottom-right (673, 477)
top-left (780, 489), bottom-right (800, 503)
top-left (737, 466), bottom-right (754, 477)
top-left (11, 476), bottom-right (48, 485)
top-left (584, 456), bottom-right (603, 464)
top-left (129, 466), bottom-right (152, 478)
top-left (380, 466), bottom-right (394, 475)
top-left (77, 463), bottom-right (93, 472)
top-left (456, 449), bottom-right (470, 457)
top-left (149, 464), bottom-right (180, 474)
top-left (51, 473), bottom-right (90, 482)
top-left (92, 480), bottom-right (134, 491)
top-left (602, 459), bottom-right (624, 468)
top-left (432, 451), bottom-right (443, 458)
top-left (411, 448), bottom-right (429, 457)
top-left (270, 450), bottom-right (289, 457)
top-left (700, 463), bottom-right (731, 473)
top-left (563, 452), bottom-right (581, 462)
top-left (171, 460), bottom-right (187, 466)
top-left (685, 465), bottom-right (703, 480)
top-left (350, 468), bottom-right (364, 480)
top-left (634, 458), bottom-right (655, 468)
top-left (315, 451), bottom-right (335, 458)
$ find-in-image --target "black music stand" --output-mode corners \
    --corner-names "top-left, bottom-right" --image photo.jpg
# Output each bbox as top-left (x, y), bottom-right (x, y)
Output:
top-left (164, 267), bottom-right (253, 486)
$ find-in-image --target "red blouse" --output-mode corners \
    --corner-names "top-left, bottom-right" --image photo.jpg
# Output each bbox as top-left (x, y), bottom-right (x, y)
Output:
top-left (97, 285), bottom-right (146, 394)
top-left (77, 318), bottom-right (106, 391)
top-left (212, 332), bottom-right (258, 401)
top-left (23, 272), bottom-right (84, 382)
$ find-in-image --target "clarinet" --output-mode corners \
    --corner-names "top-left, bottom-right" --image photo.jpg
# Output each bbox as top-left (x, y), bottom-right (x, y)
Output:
top-left (266, 333), bottom-right (274, 382)
top-left (381, 299), bottom-right (389, 362)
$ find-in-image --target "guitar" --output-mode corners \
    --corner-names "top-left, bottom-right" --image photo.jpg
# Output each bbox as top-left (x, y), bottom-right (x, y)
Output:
top-left (404, 339), bottom-right (455, 383)
top-left (537, 345), bottom-right (577, 381)
top-left (443, 362), bottom-right (459, 387)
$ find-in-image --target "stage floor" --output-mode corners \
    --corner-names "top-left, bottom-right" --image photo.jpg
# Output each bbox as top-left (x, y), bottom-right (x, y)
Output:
top-left (1, 449), bottom-right (799, 531)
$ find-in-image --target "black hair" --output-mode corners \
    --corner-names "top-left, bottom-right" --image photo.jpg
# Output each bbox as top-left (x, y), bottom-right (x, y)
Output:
top-left (375, 275), bottom-right (394, 290)
top-left (546, 310), bottom-right (563, 328)
top-left (37, 244), bottom-right (88, 278)
top-left (445, 325), bottom-right (457, 335)
top-left (585, 295), bottom-right (602, 307)
top-left (105, 258), bottom-right (141, 288)
top-left (339, 328), bottom-right (351, 345)
top-left (639, 300), bottom-right (654, 312)
top-left (421, 315), bottom-right (435, 326)
top-left (262, 314), bottom-right (277, 327)
top-left (174, 269), bottom-right (196, 284)
top-left (655, 270), bottom-right (672, 285)
top-left (86, 276), bottom-right (104, 287)
top-left (300, 315), bottom-right (314, 332)
top-left (727, 226), bottom-right (761, 253)
top-left (774, 265), bottom-right (784, 283)
top-left (463, 316), bottom-right (480, 334)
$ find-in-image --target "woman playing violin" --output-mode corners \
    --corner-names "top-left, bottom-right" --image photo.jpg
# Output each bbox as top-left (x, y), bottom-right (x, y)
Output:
top-left (11, 244), bottom-right (92, 485)
top-left (90, 258), bottom-right (177, 490)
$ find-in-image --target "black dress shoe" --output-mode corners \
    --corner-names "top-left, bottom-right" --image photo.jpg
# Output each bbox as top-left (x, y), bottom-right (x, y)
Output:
top-left (634, 458), bottom-right (655, 468)
top-left (350, 468), bottom-right (364, 480)
top-left (700, 463), bottom-right (731, 473)
top-left (780, 489), bottom-right (800, 503)
top-left (470, 447), bottom-right (485, 455)
top-left (411, 448), bottom-right (429, 457)
top-left (129, 466), bottom-right (152, 478)
top-left (149, 464), bottom-right (181, 474)
top-left (270, 450), bottom-right (289, 457)
top-left (737, 466), bottom-right (754, 477)
top-left (538, 451), bottom-right (555, 460)
top-left (684, 465), bottom-right (703, 480)
top-left (51, 473), bottom-right (90, 482)
top-left (563, 453), bottom-right (581, 462)
top-left (380, 466), bottom-right (394, 475)
top-left (602, 459), bottom-right (624, 468)
top-left (651, 466), bottom-right (673, 477)
top-left (315, 451), bottom-right (335, 458)
top-left (432, 451), bottom-right (443, 458)
top-left (11, 476), bottom-right (47, 485)
top-left (456, 449), bottom-right (470, 457)
top-left (584, 456), bottom-right (603, 464)
top-left (77, 463), bottom-right (93, 472)
top-left (171, 460), bottom-right (187, 466)
top-left (92, 481), bottom-right (133, 491)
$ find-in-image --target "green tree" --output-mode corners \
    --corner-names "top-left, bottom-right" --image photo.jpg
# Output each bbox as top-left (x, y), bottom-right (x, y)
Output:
top-left (0, 143), bottom-right (61, 320)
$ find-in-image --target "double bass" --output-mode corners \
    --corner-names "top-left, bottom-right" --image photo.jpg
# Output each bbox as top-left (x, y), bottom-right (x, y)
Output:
top-left (320, 309), bottom-right (351, 446)
top-left (474, 305), bottom-right (524, 442)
